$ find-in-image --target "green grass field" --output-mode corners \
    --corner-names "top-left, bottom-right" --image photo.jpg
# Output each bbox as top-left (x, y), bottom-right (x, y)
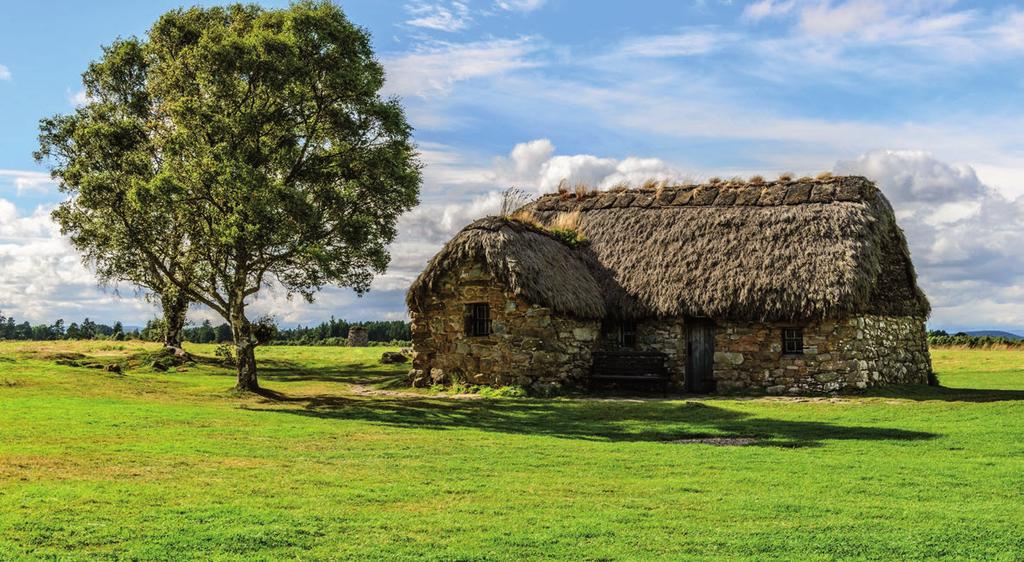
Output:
top-left (1, 342), bottom-right (1023, 560)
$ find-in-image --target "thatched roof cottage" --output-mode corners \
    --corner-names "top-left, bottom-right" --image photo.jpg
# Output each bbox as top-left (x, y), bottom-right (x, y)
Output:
top-left (407, 175), bottom-right (932, 394)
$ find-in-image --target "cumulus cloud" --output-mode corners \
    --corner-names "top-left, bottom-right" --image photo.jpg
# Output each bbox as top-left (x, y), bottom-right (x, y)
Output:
top-left (495, 138), bottom-right (682, 193)
top-left (404, 1), bottom-right (471, 32)
top-left (835, 149), bottom-right (986, 205)
top-left (0, 64), bottom-right (10, 80)
top-left (0, 199), bottom-right (157, 324)
top-left (834, 150), bottom-right (1024, 332)
top-left (0, 197), bottom-right (415, 325)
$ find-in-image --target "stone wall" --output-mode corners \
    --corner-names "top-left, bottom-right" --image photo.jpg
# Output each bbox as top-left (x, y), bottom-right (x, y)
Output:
top-left (410, 263), bottom-right (931, 395)
top-left (409, 262), bottom-right (599, 394)
top-left (634, 320), bottom-right (686, 384)
top-left (712, 315), bottom-right (932, 394)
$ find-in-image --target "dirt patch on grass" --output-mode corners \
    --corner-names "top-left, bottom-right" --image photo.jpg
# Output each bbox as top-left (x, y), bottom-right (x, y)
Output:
top-left (667, 437), bottom-right (760, 446)
top-left (37, 352), bottom-right (88, 361)
top-left (0, 454), bottom-right (173, 482)
top-left (348, 384), bottom-right (483, 400)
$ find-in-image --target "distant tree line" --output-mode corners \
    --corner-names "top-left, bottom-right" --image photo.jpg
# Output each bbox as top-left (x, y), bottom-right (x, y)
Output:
top-left (173, 318), bottom-right (410, 345)
top-left (0, 311), bottom-right (132, 341)
top-left (0, 309), bottom-right (409, 345)
top-left (927, 330), bottom-right (1024, 349)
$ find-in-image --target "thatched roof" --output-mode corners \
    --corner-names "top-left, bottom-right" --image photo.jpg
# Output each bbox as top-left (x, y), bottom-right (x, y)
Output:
top-left (407, 176), bottom-right (930, 321)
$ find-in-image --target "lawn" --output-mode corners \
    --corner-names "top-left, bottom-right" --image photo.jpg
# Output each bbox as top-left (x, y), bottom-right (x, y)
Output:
top-left (1, 342), bottom-right (1023, 560)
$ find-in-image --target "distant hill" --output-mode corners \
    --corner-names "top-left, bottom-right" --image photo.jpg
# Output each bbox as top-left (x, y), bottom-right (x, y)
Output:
top-left (964, 330), bottom-right (1023, 341)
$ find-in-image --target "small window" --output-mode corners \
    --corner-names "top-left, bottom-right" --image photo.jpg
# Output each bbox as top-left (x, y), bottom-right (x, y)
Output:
top-left (782, 328), bottom-right (804, 354)
top-left (464, 303), bottom-right (491, 337)
top-left (602, 320), bottom-right (637, 348)
top-left (621, 322), bottom-right (637, 347)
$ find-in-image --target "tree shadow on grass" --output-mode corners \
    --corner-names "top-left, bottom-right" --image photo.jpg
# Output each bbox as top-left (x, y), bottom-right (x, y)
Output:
top-left (245, 394), bottom-right (937, 447)
top-left (190, 355), bottom-right (409, 389)
top-left (863, 384), bottom-right (1024, 403)
top-left (258, 358), bottom-right (407, 387)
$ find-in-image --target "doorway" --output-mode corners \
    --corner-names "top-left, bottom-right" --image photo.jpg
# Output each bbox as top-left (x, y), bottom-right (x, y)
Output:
top-left (685, 319), bottom-right (716, 393)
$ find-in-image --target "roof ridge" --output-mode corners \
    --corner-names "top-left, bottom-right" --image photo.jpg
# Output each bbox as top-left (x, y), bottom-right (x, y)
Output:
top-left (531, 175), bottom-right (877, 212)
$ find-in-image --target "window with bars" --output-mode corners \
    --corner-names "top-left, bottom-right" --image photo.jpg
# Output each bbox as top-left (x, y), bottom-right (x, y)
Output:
top-left (464, 303), bottom-right (491, 337)
top-left (601, 320), bottom-right (637, 348)
top-left (782, 328), bottom-right (804, 354)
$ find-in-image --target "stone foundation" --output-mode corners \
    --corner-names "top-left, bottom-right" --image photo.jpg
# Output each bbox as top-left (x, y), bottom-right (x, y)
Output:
top-left (409, 261), bottom-right (931, 394)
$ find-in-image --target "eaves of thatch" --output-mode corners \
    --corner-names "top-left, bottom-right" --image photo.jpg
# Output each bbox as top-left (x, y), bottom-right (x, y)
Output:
top-left (407, 176), bottom-right (930, 322)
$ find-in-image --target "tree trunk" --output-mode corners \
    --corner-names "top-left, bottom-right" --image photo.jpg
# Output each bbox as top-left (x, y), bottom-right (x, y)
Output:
top-left (230, 306), bottom-right (259, 392)
top-left (235, 342), bottom-right (259, 391)
top-left (161, 290), bottom-right (188, 350)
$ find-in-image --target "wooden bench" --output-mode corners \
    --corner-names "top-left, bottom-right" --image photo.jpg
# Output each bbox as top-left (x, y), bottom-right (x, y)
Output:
top-left (589, 351), bottom-right (671, 395)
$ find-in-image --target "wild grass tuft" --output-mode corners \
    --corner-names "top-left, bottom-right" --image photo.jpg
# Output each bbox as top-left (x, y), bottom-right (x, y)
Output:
top-left (508, 208), bottom-right (543, 229)
top-left (549, 210), bottom-right (581, 232)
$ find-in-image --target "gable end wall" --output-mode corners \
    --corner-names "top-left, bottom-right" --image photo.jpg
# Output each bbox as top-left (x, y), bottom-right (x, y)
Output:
top-left (409, 262), bottom-right (598, 394)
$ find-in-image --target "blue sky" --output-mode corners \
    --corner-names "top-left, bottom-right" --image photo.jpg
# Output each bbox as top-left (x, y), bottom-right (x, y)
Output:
top-left (2, 0), bottom-right (1024, 333)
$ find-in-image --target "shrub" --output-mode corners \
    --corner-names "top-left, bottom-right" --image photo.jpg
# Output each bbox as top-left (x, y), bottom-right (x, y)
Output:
top-left (214, 344), bottom-right (235, 366)
top-left (478, 385), bottom-right (528, 398)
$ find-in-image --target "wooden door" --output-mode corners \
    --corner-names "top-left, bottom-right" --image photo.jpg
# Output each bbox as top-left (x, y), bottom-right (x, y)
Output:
top-left (685, 320), bottom-right (716, 393)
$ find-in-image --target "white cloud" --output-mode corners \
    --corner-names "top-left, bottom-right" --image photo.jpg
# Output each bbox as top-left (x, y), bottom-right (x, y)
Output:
top-left (0, 200), bottom-right (157, 325)
top-left (763, 0), bottom-right (979, 57)
top-left (742, 0), bottom-right (796, 22)
top-left (798, 0), bottom-right (890, 36)
top-left (383, 37), bottom-right (544, 97)
top-left (497, 138), bottom-right (555, 181)
top-left (834, 149), bottom-right (986, 205)
top-left (495, 0), bottom-right (546, 13)
top-left (973, 164), bottom-right (1024, 200)
top-left (405, 1), bottom-right (471, 32)
top-left (616, 31), bottom-right (721, 58)
top-left (0, 64), bottom-right (10, 80)
top-left (989, 9), bottom-right (1024, 49)
top-left (68, 89), bottom-right (93, 107)
top-left (0, 169), bottom-right (56, 195)
top-left (496, 138), bottom-right (683, 193)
